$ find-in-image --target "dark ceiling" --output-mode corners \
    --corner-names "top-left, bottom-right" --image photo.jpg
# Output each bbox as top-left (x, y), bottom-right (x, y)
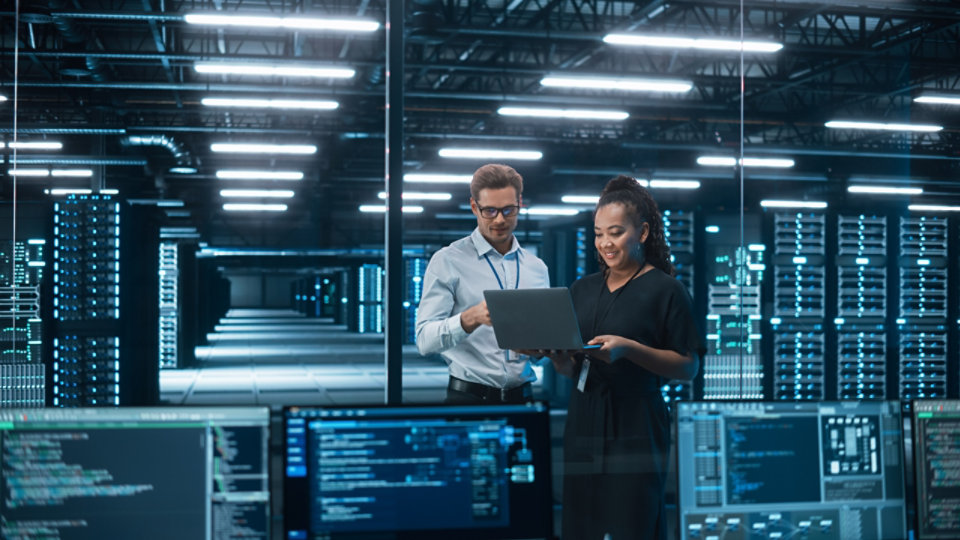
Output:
top-left (3, 0), bottom-right (960, 250)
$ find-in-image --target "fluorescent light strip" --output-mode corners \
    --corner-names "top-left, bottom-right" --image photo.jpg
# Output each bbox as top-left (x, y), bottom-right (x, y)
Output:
top-left (649, 179), bottom-right (700, 189)
top-left (211, 143), bottom-right (317, 154)
top-left (100, 189), bottom-right (119, 195)
top-left (521, 207), bottom-right (581, 216)
top-left (220, 189), bottom-right (295, 198)
top-left (915, 95), bottom-right (960, 106)
top-left (908, 204), bottom-right (960, 212)
top-left (169, 166), bottom-right (198, 174)
top-left (377, 192), bottom-right (452, 201)
top-left (848, 185), bottom-right (922, 195)
top-left (47, 188), bottom-right (93, 195)
top-left (8, 169), bottom-right (50, 177)
top-left (824, 120), bottom-right (943, 132)
top-left (603, 33), bottom-right (783, 53)
top-left (194, 63), bottom-right (355, 79)
top-left (5, 141), bottom-right (63, 150)
top-left (52, 169), bottom-right (93, 177)
top-left (0, 94), bottom-right (7, 102)
top-left (222, 203), bottom-right (288, 212)
top-left (358, 205), bottom-right (424, 213)
top-left (217, 170), bottom-right (304, 180)
top-left (438, 148), bottom-right (542, 160)
top-left (497, 106), bottom-right (629, 120)
top-left (697, 156), bottom-right (795, 168)
top-left (760, 200), bottom-right (828, 209)
top-left (540, 76), bottom-right (692, 93)
top-left (403, 173), bottom-right (473, 184)
top-left (184, 14), bottom-right (380, 32)
top-left (201, 97), bottom-right (338, 110)
top-left (561, 195), bottom-right (600, 204)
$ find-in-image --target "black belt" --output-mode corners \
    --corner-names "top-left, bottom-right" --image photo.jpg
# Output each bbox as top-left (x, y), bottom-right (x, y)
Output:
top-left (448, 376), bottom-right (532, 403)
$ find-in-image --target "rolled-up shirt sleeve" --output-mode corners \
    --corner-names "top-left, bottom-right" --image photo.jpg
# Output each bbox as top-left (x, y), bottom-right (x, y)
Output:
top-left (415, 254), bottom-right (469, 356)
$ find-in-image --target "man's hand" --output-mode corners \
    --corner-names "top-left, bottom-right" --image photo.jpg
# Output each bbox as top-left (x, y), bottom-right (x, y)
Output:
top-left (516, 349), bottom-right (578, 378)
top-left (460, 301), bottom-right (492, 333)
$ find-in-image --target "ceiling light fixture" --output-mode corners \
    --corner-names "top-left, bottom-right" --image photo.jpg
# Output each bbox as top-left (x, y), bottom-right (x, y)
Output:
top-left (217, 170), bottom-right (305, 181)
top-left (169, 166), bottom-right (198, 174)
top-left (603, 33), bottom-right (783, 53)
top-left (649, 179), bottom-right (701, 189)
top-left (561, 195), bottom-right (600, 204)
top-left (210, 143), bottom-right (317, 154)
top-left (540, 75), bottom-right (692, 93)
top-left (194, 63), bottom-right (355, 79)
top-left (403, 173), bottom-right (473, 184)
top-left (914, 95), bottom-right (960, 106)
top-left (51, 169), bottom-right (93, 177)
top-left (521, 207), bottom-right (581, 216)
top-left (824, 120), bottom-right (943, 132)
top-left (220, 189), bottom-right (295, 198)
top-left (222, 203), bottom-right (288, 212)
top-left (497, 106), bottom-right (629, 120)
top-left (359, 205), bottom-right (425, 213)
top-left (201, 97), bottom-right (339, 110)
top-left (848, 185), bottom-right (922, 195)
top-left (377, 192), bottom-right (452, 201)
top-left (760, 200), bottom-right (828, 209)
top-left (0, 94), bottom-right (7, 102)
top-left (4, 141), bottom-right (63, 150)
top-left (7, 169), bottom-right (50, 177)
top-left (697, 156), bottom-right (795, 168)
top-left (184, 13), bottom-right (380, 32)
top-left (47, 188), bottom-right (93, 195)
top-left (438, 148), bottom-right (542, 160)
top-left (908, 204), bottom-right (960, 212)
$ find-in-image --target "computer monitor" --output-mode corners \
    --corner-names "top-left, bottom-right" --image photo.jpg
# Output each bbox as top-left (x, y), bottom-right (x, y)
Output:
top-left (676, 401), bottom-right (907, 540)
top-left (912, 399), bottom-right (960, 539)
top-left (0, 407), bottom-right (270, 539)
top-left (283, 402), bottom-right (553, 540)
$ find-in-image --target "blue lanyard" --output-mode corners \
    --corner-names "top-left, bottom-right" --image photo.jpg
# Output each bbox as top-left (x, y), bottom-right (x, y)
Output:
top-left (484, 252), bottom-right (520, 290)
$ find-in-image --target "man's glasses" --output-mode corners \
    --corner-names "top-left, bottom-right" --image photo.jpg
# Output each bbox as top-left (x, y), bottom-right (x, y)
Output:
top-left (476, 204), bottom-right (521, 219)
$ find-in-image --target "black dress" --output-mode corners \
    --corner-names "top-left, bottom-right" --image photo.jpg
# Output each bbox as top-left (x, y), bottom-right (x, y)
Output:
top-left (562, 268), bottom-right (704, 540)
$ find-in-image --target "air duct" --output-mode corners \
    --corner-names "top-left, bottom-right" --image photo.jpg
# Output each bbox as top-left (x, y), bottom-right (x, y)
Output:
top-left (121, 134), bottom-right (197, 173)
top-left (49, 0), bottom-right (109, 82)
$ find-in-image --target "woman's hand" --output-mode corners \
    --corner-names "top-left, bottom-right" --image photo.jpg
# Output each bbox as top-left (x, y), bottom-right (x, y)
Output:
top-left (585, 335), bottom-right (633, 363)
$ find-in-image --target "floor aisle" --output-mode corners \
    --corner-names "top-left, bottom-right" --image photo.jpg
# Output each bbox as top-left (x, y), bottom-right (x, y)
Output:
top-left (159, 308), bottom-right (453, 405)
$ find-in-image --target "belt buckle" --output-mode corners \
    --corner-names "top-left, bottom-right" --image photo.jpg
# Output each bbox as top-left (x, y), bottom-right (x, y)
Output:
top-left (500, 387), bottom-right (510, 402)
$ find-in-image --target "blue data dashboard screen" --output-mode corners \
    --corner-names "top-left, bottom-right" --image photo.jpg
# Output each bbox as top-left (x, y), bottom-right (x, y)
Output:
top-left (284, 403), bottom-right (553, 540)
top-left (676, 401), bottom-right (907, 540)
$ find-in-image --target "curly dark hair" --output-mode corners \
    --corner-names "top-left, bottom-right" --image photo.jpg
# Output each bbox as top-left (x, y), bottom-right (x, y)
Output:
top-left (594, 175), bottom-right (676, 277)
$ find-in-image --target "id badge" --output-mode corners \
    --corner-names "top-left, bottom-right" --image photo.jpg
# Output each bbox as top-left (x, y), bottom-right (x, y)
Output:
top-left (576, 358), bottom-right (590, 392)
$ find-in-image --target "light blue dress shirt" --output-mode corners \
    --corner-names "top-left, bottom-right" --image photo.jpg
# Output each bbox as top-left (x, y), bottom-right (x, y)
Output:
top-left (415, 228), bottom-right (551, 389)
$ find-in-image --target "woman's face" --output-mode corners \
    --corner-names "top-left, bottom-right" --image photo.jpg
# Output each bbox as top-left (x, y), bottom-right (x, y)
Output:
top-left (594, 202), bottom-right (649, 272)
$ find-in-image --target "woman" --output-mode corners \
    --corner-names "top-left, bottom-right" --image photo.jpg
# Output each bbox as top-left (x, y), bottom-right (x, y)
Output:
top-left (553, 175), bottom-right (704, 539)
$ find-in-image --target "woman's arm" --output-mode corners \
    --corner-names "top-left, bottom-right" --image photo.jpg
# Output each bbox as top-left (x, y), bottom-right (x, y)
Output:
top-left (586, 335), bottom-right (699, 380)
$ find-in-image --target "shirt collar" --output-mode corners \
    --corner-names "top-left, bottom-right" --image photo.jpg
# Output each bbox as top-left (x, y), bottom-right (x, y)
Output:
top-left (470, 227), bottom-right (520, 258)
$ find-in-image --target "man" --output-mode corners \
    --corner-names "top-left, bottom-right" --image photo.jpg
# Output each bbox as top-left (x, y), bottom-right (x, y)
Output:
top-left (416, 163), bottom-right (550, 403)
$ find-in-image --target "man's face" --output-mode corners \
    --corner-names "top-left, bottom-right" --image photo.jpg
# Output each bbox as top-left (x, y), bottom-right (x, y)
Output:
top-left (471, 186), bottom-right (521, 250)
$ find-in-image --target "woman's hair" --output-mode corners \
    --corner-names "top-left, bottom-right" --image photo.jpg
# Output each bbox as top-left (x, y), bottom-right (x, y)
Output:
top-left (595, 175), bottom-right (675, 276)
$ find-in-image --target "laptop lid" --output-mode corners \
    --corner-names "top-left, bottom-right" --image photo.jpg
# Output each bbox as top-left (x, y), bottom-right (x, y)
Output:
top-left (483, 287), bottom-right (591, 350)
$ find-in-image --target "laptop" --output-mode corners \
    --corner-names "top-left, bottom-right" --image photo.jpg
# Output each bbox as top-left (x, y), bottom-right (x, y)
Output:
top-left (483, 287), bottom-right (599, 350)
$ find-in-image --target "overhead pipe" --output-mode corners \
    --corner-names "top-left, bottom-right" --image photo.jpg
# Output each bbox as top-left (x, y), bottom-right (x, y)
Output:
top-left (121, 134), bottom-right (196, 172)
top-left (49, 1), bottom-right (110, 82)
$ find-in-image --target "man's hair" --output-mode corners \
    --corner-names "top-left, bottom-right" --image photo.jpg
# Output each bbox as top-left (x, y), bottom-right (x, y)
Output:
top-left (470, 164), bottom-right (523, 201)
